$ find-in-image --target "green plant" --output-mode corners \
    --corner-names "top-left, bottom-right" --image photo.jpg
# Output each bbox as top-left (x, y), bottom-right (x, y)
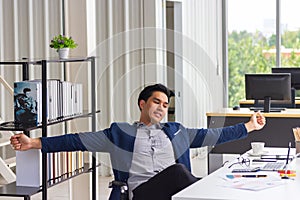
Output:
top-left (49, 34), bottom-right (78, 50)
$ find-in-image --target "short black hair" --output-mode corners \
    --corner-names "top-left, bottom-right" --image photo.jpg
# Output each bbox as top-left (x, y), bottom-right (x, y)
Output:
top-left (138, 84), bottom-right (174, 110)
top-left (23, 88), bottom-right (31, 93)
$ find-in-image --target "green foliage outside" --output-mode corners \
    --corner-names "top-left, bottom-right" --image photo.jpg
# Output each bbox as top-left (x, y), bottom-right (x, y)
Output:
top-left (228, 30), bottom-right (300, 107)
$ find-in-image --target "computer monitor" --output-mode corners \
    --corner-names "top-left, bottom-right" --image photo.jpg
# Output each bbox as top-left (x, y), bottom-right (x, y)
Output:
top-left (245, 73), bottom-right (292, 112)
top-left (272, 68), bottom-right (300, 106)
top-left (272, 67), bottom-right (300, 90)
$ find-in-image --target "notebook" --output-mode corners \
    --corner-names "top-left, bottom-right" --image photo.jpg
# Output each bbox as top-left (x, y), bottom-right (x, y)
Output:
top-left (260, 142), bottom-right (292, 171)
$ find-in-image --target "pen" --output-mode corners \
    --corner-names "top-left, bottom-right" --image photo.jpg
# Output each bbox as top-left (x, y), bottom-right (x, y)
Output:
top-left (226, 174), bottom-right (267, 179)
top-left (252, 159), bottom-right (277, 162)
top-left (241, 174), bottom-right (267, 178)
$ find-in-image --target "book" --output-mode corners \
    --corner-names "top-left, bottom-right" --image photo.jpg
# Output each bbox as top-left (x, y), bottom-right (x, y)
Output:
top-left (47, 79), bottom-right (60, 122)
top-left (16, 150), bottom-right (42, 187)
top-left (14, 81), bottom-right (42, 126)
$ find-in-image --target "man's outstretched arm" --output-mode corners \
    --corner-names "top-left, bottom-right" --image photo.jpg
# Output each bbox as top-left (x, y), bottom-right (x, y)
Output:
top-left (11, 133), bottom-right (88, 153)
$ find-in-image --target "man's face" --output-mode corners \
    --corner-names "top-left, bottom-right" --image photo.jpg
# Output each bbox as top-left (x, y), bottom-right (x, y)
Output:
top-left (139, 91), bottom-right (169, 125)
top-left (25, 91), bottom-right (30, 97)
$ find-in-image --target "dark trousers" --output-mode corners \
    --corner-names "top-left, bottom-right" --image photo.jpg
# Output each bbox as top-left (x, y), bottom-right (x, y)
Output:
top-left (132, 163), bottom-right (198, 200)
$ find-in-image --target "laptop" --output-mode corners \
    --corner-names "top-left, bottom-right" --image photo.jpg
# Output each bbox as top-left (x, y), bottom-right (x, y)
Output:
top-left (260, 142), bottom-right (292, 171)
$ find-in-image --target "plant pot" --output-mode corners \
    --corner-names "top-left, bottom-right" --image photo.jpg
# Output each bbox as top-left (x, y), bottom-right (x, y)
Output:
top-left (58, 48), bottom-right (69, 59)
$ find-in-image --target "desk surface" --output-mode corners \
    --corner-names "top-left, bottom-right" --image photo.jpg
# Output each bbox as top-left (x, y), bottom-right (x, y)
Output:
top-left (239, 99), bottom-right (300, 105)
top-left (206, 108), bottom-right (300, 118)
top-left (172, 148), bottom-right (300, 200)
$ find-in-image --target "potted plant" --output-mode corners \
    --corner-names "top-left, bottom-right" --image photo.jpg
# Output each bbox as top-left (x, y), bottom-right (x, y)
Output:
top-left (49, 34), bottom-right (78, 59)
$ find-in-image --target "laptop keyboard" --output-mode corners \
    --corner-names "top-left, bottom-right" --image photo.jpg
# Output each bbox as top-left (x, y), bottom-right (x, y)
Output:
top-left (261, 162), bottom-right (285, 171)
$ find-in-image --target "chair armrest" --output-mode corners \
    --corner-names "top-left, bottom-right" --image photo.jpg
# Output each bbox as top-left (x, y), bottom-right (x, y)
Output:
top-left (109, 180), bottom-right (128, 193)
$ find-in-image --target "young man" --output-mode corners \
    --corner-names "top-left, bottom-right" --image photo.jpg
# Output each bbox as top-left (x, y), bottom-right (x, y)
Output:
top-left (11, 84), bottom-right (266, 200)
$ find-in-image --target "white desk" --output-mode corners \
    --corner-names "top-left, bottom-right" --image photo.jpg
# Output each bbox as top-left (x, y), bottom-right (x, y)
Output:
top-left (173, 147), bottom-right (300, 200)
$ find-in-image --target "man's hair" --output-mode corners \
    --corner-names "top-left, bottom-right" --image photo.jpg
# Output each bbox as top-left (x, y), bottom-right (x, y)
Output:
top-left (138, 84), bottom-right (174, 110)
top-left (23, 88), bottom-right (31, 93)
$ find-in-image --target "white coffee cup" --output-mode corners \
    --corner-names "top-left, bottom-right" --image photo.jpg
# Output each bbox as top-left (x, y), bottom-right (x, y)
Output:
top-left (251, 142), bottom-right (265, 155)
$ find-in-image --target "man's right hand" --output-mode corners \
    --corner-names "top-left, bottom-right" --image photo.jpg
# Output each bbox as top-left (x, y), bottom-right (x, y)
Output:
top-left (10, 133), bottom-right (42, 151)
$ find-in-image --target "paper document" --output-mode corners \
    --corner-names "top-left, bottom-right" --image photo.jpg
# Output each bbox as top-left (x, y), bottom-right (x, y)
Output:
top-left (219, 173), bottom-right (285, 191)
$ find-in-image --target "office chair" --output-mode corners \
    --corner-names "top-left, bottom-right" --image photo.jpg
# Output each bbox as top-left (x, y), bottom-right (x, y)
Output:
top-left (109, 180), bottom-right (129, 200)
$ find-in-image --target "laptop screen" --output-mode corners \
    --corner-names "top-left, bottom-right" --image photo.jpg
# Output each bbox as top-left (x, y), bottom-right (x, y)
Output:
top-left (260, 142), bottom-right (292, 171)
top-left (284, 142), bottom-right (292, 169)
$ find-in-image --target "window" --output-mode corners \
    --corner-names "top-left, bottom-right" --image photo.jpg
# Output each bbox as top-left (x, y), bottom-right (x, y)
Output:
top-left (227, 0), bottom-right (300, 107)
top-left (281, 0), bottom-right (300, 66)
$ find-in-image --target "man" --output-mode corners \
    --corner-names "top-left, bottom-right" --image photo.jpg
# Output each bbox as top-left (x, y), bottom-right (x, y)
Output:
top-left (11, 84), bottom-right (266, 200)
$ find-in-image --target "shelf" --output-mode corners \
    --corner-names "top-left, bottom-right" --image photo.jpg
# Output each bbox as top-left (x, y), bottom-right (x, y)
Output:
top-left (0, 57), bottom-right (95, 64)
top-left (0, 182), bottom-right (40, 198)
top-left (37, 57), bottom-right (96, 63)
top-left (0, 162), bottom-right (100, 199)
top-left (0, 56), bottom-right (97, 200)
top-left (0, 110), bottom-right (100, 131)
top-left (0, 164), bottom-right (100, 198)
top-left (47, 163), bottom-right (101, 188)
top-left (0, 60), bottom-right (39, 65)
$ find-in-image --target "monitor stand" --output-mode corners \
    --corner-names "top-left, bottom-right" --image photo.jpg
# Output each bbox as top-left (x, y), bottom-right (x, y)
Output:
top-left (291, 88), bottom-right (296, 108)
top-left (250, 97), bottom-right (285, 112)
top-left (263, 96), bottom-right (271, 112)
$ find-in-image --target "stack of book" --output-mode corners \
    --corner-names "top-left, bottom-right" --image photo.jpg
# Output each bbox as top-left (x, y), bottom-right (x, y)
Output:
top-left (14, 80), bottom-right (83, 126)
top-left (16, 150), bottom-right (86, 187)
top-left (47, 151), bottom-right (86, 185)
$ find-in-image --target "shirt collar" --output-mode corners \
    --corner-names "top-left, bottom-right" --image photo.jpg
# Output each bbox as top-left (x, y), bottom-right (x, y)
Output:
top-left (133, 121), bottom-right (162, 129)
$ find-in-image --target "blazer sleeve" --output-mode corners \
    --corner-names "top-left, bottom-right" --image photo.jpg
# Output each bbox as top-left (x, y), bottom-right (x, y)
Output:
top-left (189, 123), bottom-right (248, 148)
top-left (41, 133), bottom-right (87, 153)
